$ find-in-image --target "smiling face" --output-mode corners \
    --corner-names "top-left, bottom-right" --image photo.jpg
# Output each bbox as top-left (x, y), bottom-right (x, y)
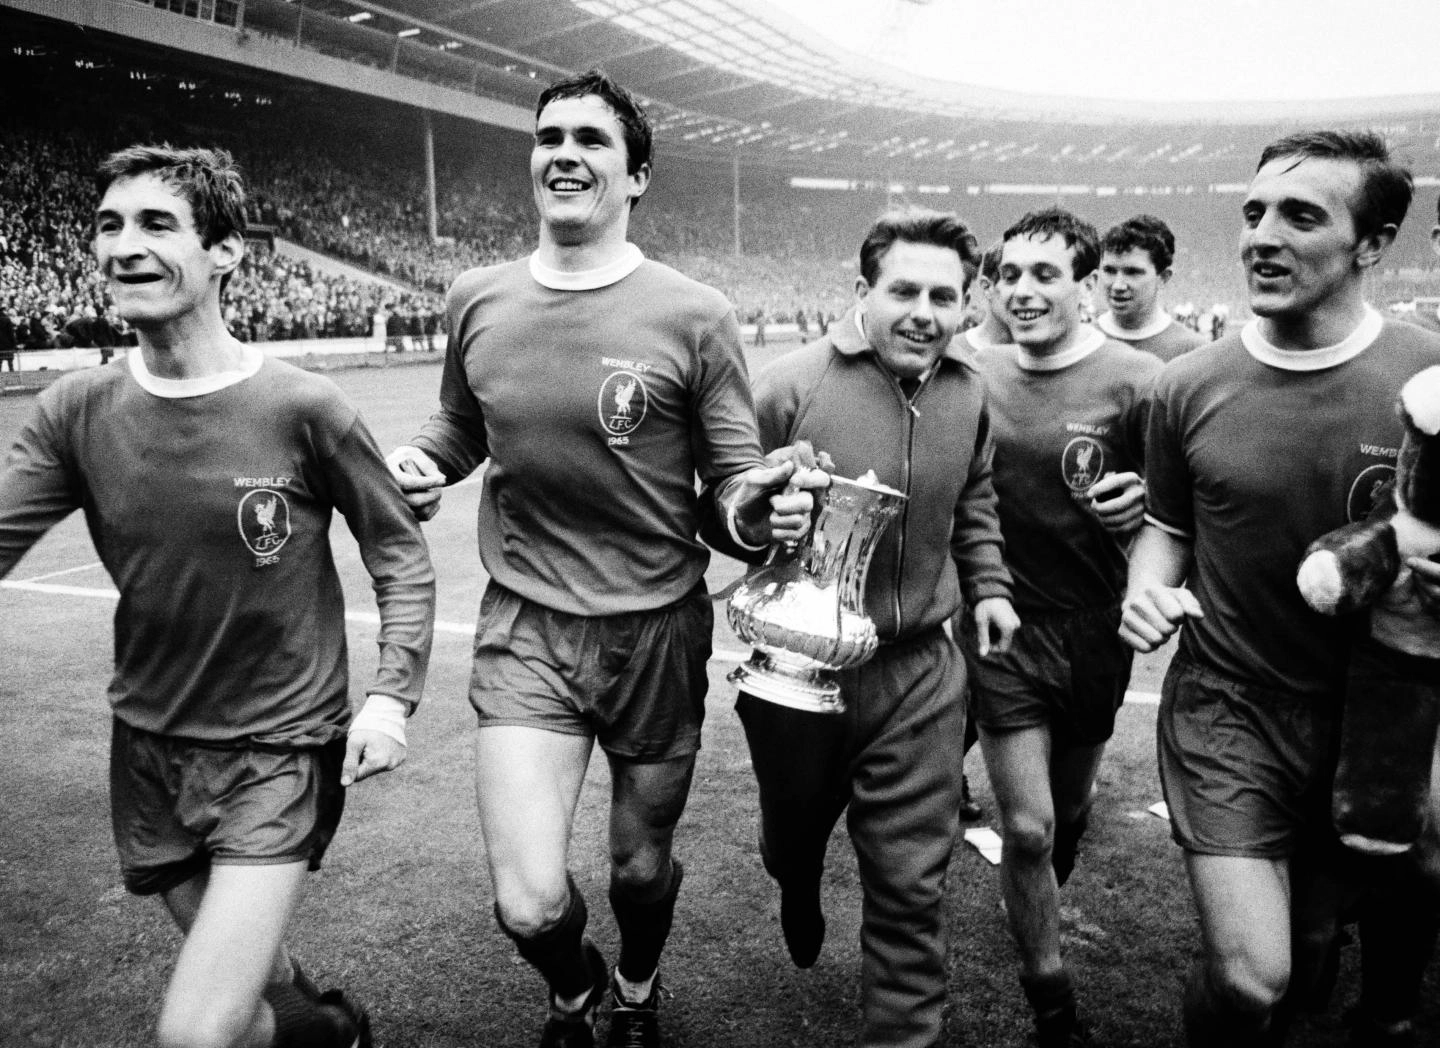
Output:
top-left (93, 173), bottom-right (239, 330)
top-left (1241, 155), bottom-right (1368, 324)
top-left (1098, 247), bottom-right (1168, 327)
top-left (998, 232), bottom-right (1093, 355)
top-left (857, 239), bottom-right (967, 380)
top-left (530, 94), bottom-right (650, 248)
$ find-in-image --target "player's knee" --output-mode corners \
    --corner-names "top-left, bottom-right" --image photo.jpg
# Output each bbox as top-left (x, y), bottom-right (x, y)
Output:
top-left (495, 882), bottom-right (573, 940)
top-left (1001, 810), bottom-right (1055, 866)
top-left (156, 995), bottom-right (255, 1048)
top-left (1208, 949), bottom-right (1288, 1016)
top-left (609, 847), bottom-right (671, 896)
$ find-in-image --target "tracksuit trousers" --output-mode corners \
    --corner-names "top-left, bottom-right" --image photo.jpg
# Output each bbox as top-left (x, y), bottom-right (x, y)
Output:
top-left (738, 626), bottom-right (968, 1048)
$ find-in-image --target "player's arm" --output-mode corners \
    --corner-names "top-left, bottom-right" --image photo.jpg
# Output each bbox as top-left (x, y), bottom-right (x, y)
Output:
top-left (1120, 523), bottom-right (1202, 652)
top-left (387, 294), bottom-right (489, 521)
top-left (1087, 362), bottom-right (1161, 537)
top-left (951, 399), bottom-right (1017, 656)
top-left (0, 397), bottom-right (83, 580)
top-left (696, 311), bottom-right (825, 552)
top-left (327, 415), bottom-right (437, 785)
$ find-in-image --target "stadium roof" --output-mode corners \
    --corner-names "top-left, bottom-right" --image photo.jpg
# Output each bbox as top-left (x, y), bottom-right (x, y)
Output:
top-left (12, 0), bottom-right (1440, 180)
top-left (266, 0), bottom-right (1440, 177)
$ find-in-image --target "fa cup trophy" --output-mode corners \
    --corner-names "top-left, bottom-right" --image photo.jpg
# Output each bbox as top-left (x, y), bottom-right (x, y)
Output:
top-left (726, 473), bottom-right (906, 713)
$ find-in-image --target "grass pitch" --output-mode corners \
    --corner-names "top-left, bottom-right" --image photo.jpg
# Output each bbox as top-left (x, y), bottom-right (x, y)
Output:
top-left (1, 360), bottom-right (1434, 1047)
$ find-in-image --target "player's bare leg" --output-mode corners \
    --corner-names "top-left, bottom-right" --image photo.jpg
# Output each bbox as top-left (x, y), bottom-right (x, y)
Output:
top-left (1183, 854), bottom-right (1291, 1047)
top-left (604, 753), bottom-right (696, 1047)
top-left (475, 725), bottom-right (605, 1045)
top-left (982, 726), bottom-right (1104, 1046)
top-left (157, 861), bottom-right (361, 1048)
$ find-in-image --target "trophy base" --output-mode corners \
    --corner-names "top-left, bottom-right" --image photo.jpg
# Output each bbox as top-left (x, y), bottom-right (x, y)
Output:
top-left (728, 652), bottom-right (845, 714)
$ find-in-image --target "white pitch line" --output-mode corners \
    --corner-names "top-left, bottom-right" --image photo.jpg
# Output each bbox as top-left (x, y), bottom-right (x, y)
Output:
top-left (0, 580), bottom-right (1169, 698)
top-left (14, 561), bottom-right (107, 583)
top-left (2, 579), bottom-right (119, 600)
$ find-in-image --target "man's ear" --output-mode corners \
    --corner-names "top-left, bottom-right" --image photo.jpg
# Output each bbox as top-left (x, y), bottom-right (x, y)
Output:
top-left (209, 230), bottom-right (244, 278)
top-left (1159, 267), bottom-right (1174, 287)
top-left (1354, 224), bottom-right (1397, 272)
top-left (855, 277), bottom-right (871, 303)
top-left (628, 162), bottom-right (652, 203)
top-left (1429, 224), bottom-right (1440, 262)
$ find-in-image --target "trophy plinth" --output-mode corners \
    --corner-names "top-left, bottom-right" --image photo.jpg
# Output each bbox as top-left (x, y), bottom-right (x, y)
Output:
top-left (726, 475), bottom-right (905, 714)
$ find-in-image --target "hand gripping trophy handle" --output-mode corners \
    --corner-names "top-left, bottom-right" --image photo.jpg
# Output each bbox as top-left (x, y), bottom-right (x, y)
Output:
top-left (726, 474), bottom-right (906, 713)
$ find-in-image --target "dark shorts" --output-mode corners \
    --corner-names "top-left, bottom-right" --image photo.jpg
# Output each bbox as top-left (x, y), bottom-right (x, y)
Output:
top-left (110, 719), bottom-right (346, 896)
top-left (469, 580), bottom-right (713, 762)
top-left (967, 604), bottom-right (1132, 746)
top-left (1157, 658), bottom-right (1340, 858)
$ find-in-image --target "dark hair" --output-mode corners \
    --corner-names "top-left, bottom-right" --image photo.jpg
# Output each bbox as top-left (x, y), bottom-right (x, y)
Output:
top-left (979, 239), bottom-right (1004, 283)
top-left (1002, 207), bottom-right (1101, 279)
top-left (1101, 214), bottom-right (1176, 272)
top-left (536, 69), bottom-right (653, 175)
top-left (859, 208), bottom-right (980, 289)
top-left (1256, 130), bottom-right (1413, 241)
top-left (96, 144), bottom-right (246, 247)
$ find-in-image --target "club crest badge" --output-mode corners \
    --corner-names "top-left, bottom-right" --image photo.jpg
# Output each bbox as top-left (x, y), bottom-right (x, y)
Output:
top-left (1061, 436), bottom-right (1105, 492)
top-left (1347, 463), bottom-right (1395, 523)
top-left (598, 370), bottom-right (648, 444)
top-left (238, 489), bottom-right (292, 561)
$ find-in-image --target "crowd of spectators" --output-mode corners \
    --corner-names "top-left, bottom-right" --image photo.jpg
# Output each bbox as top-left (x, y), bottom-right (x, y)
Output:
top-left (4, 109), bottom-right (1439, 363)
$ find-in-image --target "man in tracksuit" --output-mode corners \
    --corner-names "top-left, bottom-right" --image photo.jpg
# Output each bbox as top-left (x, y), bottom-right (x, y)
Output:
top-left (722, 208), bottom-right (1020, 1048)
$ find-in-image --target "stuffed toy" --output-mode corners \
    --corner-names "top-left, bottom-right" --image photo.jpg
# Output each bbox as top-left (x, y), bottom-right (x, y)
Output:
top-left (1296, 365), bottom-right (1440, 856)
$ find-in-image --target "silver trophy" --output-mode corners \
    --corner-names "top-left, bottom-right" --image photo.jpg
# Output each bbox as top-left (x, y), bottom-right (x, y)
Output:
top-left (726, 474), bottom-right (907, 713)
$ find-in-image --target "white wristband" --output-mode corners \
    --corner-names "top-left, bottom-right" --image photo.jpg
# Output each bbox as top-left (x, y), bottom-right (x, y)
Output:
top-left (350, 694), bottom-right (409, 747)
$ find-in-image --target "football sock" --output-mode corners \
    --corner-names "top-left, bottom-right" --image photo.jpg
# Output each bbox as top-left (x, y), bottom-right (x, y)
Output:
top-left (1052, 809), bottom-right (1089, 889)
top-left (264, 982), bottom-right (352, 1048)
top-left (610, 859), bottom-right (683, 984)
top-left (1181, 963), bottom-right (1273, 1048)
top-left (496, 875), bottom-right (596, 1002)
top-left (1021, 968), bottom-right (1078, 1048)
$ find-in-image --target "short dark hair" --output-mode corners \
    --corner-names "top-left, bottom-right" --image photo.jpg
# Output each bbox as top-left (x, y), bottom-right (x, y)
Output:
top-left (1256, 130), bottom-right (1413, 241)
top-left (536, 69), bottom-right (653, 175)
top-left (858, 208), bottom-right (980, 289)
top-left (96, 144), bottom-right (246, 248)
top-left (1002, 207), bottom-right (1100, 279)
top-left (978, 239), bottom-right (1004, 283)
top-left (1101, 214), bottom-right (1176, 272)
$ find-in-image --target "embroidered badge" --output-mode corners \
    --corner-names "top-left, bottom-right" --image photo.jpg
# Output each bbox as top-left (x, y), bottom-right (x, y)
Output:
top-left (237, 488), bottom-right (292, 564)
top-left (598, 370), bottom-right (649, 446)
top-left (1347, 463), bottom-right (1395, 523)
top-left (1061, 436), bottom-right (1105, 492)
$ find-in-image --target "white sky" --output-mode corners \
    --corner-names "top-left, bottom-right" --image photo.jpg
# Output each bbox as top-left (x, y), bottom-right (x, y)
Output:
top-left (777, 0), bottom-right (1440, 104)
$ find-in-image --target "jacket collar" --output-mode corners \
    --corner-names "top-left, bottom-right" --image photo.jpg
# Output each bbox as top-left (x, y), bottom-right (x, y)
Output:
top-left (829, 304), bottom-right (971, 367)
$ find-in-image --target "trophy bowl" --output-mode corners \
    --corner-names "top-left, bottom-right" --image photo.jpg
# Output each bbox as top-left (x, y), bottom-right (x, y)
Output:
top-left (726, 474), bottom-right (906, 713)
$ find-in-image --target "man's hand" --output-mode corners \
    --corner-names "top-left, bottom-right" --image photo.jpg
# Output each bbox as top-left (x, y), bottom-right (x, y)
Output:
top-left (1086, 472), bottom-right (1145, 535)
top-left (342, 730), bottom-right (406, 786)
top-left (385, 445), bottom-right (446, 522)
top-left (732, 441), bottom-right (832, 547)
top-left (1120, 584), bottom-right (1203, 653)
top-left (972, 596), bottom-right (1020, 657)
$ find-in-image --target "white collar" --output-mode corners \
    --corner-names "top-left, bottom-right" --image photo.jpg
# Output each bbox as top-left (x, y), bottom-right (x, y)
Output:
top-left (1098, 310), bottom-right (1172, 342)
top-left (529, 244), bottom-right (644, 291)
top-left (129, 344), bottom-right (263, 398)
top-left (1240, 306), bottom-right (1382, 372)
top-left (1016, 326), bottom-right (1106, 372)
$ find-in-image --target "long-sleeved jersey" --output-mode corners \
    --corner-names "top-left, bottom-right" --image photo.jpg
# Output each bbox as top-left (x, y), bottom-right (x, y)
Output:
top-left (414, 253), bottom-right (766, 616)
top-left (974, 332), bottom-right (1162, 615)
top-left (0, 352), bottom-right (435, 746)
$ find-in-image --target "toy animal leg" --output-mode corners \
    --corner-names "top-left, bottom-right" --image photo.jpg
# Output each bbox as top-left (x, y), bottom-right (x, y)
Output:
top-left (1333, 635), bottom-right (1440, 855)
